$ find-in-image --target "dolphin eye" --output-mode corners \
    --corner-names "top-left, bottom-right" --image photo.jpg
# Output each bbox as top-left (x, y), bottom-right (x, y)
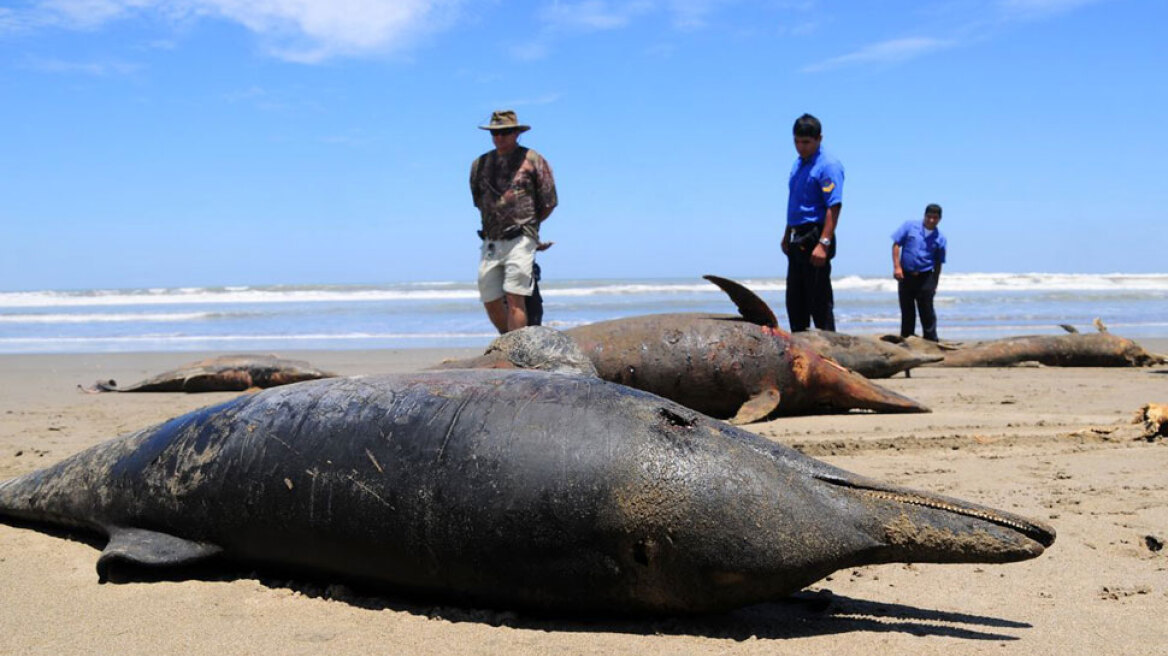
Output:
top-left (658, 407), bottom-right (696, 429)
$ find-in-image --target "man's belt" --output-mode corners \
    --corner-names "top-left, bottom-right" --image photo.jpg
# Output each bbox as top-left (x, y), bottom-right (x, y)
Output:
top-left (478, 225), bottom-right (525, 241)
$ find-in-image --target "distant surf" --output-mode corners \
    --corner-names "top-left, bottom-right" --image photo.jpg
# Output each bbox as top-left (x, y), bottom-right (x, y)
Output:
top-left (2, 273), bottom-right (1164, 353)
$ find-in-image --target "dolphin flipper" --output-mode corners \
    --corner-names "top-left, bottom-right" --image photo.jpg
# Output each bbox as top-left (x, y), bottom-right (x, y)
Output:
top-left (703, 275), bottom-right (780, 329)
top-left (79, 380), bottom-right (121, 394)
top-left (97, 527), bottom-right (223, 581)
top-left (729, 388), bottom-right (782, 425)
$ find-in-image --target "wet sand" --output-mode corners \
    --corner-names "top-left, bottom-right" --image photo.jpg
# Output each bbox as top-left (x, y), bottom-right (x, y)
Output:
top-left (2, 344), bottom-right (1166, 655)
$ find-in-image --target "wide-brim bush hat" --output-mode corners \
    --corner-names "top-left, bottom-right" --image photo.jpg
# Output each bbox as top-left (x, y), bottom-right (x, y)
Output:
top-left (479, 110), bottom-right (531, 133)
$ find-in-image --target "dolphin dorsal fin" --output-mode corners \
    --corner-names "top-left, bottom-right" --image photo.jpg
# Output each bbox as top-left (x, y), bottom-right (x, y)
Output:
top-left (703, 275), bottom-right (779, 328)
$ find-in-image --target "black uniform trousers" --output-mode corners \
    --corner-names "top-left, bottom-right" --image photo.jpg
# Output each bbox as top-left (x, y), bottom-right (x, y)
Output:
top-left (898, 268), bottom-right (939, 341)
top-left (785, 226), bottom-right (836, 332)
top-left (525, 262), bottom-right (543, 326)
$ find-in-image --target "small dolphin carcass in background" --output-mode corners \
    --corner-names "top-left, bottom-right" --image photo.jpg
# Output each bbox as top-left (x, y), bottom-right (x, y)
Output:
top-left (0, 370), bottom-right (1053, 615)
top-left (790, 329), bottom-right (944, 378)
top-left (566, 275), bottom-right (929, 423)
top-left (885, 321), bottom-right (1165, 368)
top-left (80, 354), bottom-right (336, 393)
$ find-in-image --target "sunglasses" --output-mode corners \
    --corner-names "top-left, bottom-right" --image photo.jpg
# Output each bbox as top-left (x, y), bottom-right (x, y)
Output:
top-left (491, 129), bottom-right (518, 137)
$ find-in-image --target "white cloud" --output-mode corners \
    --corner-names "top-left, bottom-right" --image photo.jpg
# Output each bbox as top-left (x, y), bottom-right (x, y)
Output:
top-left (998, 0), bottom-right (1102, 18)
top-left (41, 0), bottom-right (157, 28)
top-left (525, 0), bottom-right (741, 61)
top-left (539, 1), bottom-right (652, 32)
top-left (22, 55), bottom-right (142, 76)
top-left (21, 1), bottom-right (466, 62)
top-left (664, 0), bottom-right (736, 30)
top-left (802, 37), bottom-right (953, 72)
top-left (538, 0), bottom-right (743, 33)
top-left (800, 0), bottom-right (1103, 73)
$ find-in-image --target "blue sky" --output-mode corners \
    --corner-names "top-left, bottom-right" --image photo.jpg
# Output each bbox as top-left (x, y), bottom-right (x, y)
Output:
top-left (1, 0), bottom-right (1164, 291)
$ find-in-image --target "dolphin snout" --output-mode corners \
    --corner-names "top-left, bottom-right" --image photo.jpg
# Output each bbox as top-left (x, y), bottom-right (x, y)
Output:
top-left (808, 356), bottom-right (932, 414)
top-left (822, 476), bottom-right (1056, 564)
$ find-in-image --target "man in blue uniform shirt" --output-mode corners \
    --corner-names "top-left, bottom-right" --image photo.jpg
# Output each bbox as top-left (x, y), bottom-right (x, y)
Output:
top-left (892, 203), bottom-right (947, 341)
top-left (783, 113), bottom-right (844, 332)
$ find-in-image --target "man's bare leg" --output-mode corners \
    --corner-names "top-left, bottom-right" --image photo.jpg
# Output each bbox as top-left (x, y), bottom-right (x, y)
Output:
top-left (505, 292), bottom-right (528, 332)
top-left (483, 299), bottom-right (509, 334)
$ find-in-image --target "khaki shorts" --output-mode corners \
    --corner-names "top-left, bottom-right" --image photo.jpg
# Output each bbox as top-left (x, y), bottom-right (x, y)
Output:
top-left (478, 235), bottom-right (537, 303)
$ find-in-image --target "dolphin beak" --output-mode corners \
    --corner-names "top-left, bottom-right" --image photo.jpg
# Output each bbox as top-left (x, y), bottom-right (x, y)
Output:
top-left (803, 352), bottom-right (931, 414)
top-left (824, 473), bottom-right (1056, 564)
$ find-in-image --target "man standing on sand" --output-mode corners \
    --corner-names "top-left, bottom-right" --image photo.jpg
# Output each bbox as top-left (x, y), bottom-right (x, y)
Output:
top-left (783, 113), bottom-right (844, 332)
top-left (470, 110), bottom-right (557, 333)
top-left (892, 203), bottom-right (947, 341)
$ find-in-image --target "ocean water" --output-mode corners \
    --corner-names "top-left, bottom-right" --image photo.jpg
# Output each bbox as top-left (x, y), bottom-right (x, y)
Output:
top-left (0, 273), bottom-right (1165, 354)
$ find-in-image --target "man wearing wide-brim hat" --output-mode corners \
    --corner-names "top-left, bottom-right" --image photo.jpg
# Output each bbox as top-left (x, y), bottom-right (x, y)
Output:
top-left (470, 110), bottom-right (558, 333)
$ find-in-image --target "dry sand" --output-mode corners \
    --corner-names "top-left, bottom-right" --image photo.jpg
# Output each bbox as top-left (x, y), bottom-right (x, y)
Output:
top-left (2, 345), bottom-right (1167, 655)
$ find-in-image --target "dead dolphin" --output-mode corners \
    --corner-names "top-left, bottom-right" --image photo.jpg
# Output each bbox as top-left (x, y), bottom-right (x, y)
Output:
top-left (566, 275), bottom-right (929, 423)
top-left (81, 354), bottom-right (336, 393)
top-left (0, 369), bottom-right (1053, 615)
top-left (790, 329), bottom-right (944, 378)
top-left (434, 326), bottom-right (598, 376)
top-left (887, 329), bottom-right (1164, 368)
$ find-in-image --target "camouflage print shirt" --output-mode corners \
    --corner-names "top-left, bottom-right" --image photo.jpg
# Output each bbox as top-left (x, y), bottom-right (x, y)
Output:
top-left (470, 146), bottom-right (557, 241)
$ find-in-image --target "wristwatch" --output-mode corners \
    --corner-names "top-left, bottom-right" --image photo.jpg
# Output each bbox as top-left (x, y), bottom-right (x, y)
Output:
top-left (818, 237), bottom-right (832, 246)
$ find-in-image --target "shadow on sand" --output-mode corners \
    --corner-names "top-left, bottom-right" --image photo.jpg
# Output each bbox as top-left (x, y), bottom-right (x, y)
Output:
top-left (6, 519), bottom-right (1030, 642)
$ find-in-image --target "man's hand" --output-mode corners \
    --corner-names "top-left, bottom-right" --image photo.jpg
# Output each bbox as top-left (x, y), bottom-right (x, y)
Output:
top-left (810, 243), bottom-right (828, 267)
top-left (893, 266), bottom-right (904, 280)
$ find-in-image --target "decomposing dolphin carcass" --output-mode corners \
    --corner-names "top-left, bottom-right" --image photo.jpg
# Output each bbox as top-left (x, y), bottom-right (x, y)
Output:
top-left (790, 329), bottom-right (943, 378)
top-left (566, 276), bottom-right (929, 423)
top-left (81, 354), bottom-right (335, 393)
top-left (886, 323), bottom-right (1164, 368)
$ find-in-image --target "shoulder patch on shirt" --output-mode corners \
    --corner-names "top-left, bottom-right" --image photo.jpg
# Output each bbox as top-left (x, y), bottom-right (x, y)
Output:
top-left (821, 182), bottom-right (835, 193)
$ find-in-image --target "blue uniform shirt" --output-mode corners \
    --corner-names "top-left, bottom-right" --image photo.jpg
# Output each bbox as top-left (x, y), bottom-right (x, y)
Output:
top-left (892, 220), bottom-right (947, 273)
top-left (787, 148), bottom-right (844, 227)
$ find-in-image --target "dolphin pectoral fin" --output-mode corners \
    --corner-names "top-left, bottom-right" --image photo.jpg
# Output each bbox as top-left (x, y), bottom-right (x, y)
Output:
top-left (79, 379), bottom-right (119, 393)
top-left (729, 388), bottom-right (781, 425)
top-left (97, 527), bottom-right (223, 581)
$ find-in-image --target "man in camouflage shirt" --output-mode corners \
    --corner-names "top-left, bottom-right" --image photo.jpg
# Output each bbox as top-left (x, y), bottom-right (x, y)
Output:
top-left (470, 110), bottom-right (558, 333)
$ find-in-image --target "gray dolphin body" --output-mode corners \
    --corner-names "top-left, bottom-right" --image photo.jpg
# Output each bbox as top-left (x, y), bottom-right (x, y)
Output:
top-left (0, 370), bottom-right (1053, 615)
top-left (81, 354), bottom-right (335, 393)
top-left (565, 276), bottom-right (929, 423)
top-left (790, 330), bottom-right (944, 378)
top-left (434, 326), bottom-right (598, 376)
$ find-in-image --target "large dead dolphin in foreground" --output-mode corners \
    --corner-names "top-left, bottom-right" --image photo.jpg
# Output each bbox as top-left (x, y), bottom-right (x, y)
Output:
top-left (789, 329), bottom-right (944, 378)
top-left (81, 354), bottom-right (336, 393)
top-left (887, 324), bottom-right (1164, 368)
top-left (0, 370), bottom-right (1054, 615)
top-left (566, 275), bottom-right (929, 423)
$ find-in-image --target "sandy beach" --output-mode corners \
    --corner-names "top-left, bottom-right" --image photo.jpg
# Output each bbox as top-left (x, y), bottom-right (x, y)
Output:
top-left (2, 344), bottom-right (1166, 655)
